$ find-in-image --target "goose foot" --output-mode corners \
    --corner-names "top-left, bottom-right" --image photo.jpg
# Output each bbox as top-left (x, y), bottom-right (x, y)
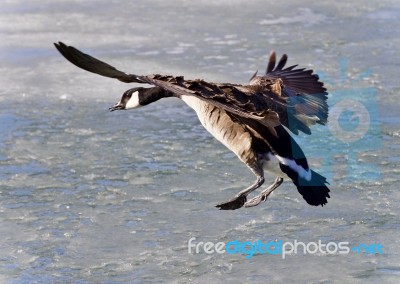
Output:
top-left (244, 194), bottom-right (267, 208)
top-left (244, 177), bottom-right (283, 208)
top-left (216, 195), bottom-right (247, 210)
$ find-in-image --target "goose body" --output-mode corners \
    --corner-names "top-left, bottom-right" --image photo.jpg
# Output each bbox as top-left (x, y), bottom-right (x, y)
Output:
top-left (181, 96), bottom-right (256, 165)
top-left (54, 42), bottom-right (330, 210)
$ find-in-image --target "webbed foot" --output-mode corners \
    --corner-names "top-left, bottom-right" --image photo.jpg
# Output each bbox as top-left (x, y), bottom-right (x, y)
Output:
top-left (244, 177), bottom-right (283, 208)
top-left (216, 195), bottom-right (247, 210)
top-left (244, 194), bottom-right (267, 208)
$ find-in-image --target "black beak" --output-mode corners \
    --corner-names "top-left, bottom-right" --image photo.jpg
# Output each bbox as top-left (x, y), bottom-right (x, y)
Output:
top-left (109, 104), bottom-right (123, 112)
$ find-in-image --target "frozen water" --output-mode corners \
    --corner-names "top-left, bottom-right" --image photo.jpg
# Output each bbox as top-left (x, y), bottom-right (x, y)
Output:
top-left (1, 0), bottom-right (400, 283)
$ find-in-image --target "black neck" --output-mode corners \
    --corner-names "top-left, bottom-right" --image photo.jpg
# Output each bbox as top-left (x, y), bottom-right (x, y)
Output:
top-left (139, 87), bottom-right (175, 106)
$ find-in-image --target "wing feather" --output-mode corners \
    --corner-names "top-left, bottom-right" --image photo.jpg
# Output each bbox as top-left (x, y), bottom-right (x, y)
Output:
top-left (264, 53), bottom-right (326, 95)
top-left (255, 51), bottom-right (329, 134)
top-left (54, 42), bottom-right (143, 83)
top-left (266, 51), bottom-right (276, 73)
top-left (54, 42), bottom-right (281, 129)
top-left (140, 75), bottom-right (281, 134)
top-left (55, 43), bottom-right (328, 136)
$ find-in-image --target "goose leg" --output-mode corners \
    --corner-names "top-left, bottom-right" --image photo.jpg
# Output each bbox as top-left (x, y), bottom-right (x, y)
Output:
top-left (216, 174), bottom-right (264, 210)
top-left (244, 177), bottom-right (283, 208)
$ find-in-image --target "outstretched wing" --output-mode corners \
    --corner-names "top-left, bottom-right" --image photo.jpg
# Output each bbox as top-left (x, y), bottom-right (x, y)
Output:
top-left (140, 75), bottom-right (282, 132)
top-left (54, 42), bottom-right (281, 133)
top-left (263, 50), bottom-right (326, 95)
top-left (250, 51), bottom-right (329, 135)
top-left (54, 43), bottom-right (328, 135)
top-left (54, 42), bottom-right (143, 83)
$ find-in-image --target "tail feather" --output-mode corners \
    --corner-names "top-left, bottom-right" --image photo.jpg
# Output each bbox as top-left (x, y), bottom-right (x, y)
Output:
top-left (280, 164), bottom-right (330, 206)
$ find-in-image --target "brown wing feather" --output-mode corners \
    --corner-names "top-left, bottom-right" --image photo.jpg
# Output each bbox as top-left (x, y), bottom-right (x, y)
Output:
top-left (54, 43), bottom-right (328, 136)
top-left (54, 42), bottom-right (143, 83)
top-left (54, 43), bottom-right (279, 127)
top-left (140, 75), bottom-right (281, 133)
top-left (253, 51), bottom-right (329, 134)
top-left (263, 52), bottom-right (327, 95)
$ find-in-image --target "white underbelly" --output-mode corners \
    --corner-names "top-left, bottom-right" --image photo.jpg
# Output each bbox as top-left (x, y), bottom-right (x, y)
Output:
top-left (181, 96), bottom-right (222, 138)
top-left (262, 153), bottom-right (287, 178)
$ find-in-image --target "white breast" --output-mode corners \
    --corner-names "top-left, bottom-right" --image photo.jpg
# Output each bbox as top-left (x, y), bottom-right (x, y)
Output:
top-left (180, 96), bottom-right (230, 145)
top-left (180, 95), bottom-right (253, 163)
top-left (180, 96), bottom-right (203, 113)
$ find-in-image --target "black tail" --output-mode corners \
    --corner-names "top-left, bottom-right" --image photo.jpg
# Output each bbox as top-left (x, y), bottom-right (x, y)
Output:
top-left (280, 164), bottom-right (330, 206)
top-left (238, 120), bottom-right (331, 206)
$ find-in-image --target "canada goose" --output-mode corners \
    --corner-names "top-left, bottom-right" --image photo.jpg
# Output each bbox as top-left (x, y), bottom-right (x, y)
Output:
top-left (54, 42), bottom-right (330, 210)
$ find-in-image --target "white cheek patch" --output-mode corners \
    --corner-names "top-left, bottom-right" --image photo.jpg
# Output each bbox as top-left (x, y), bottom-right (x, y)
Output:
top-left (275, 155), bottom-right (312, 181)
top-left (125, 91), bottom-right (141, 109)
